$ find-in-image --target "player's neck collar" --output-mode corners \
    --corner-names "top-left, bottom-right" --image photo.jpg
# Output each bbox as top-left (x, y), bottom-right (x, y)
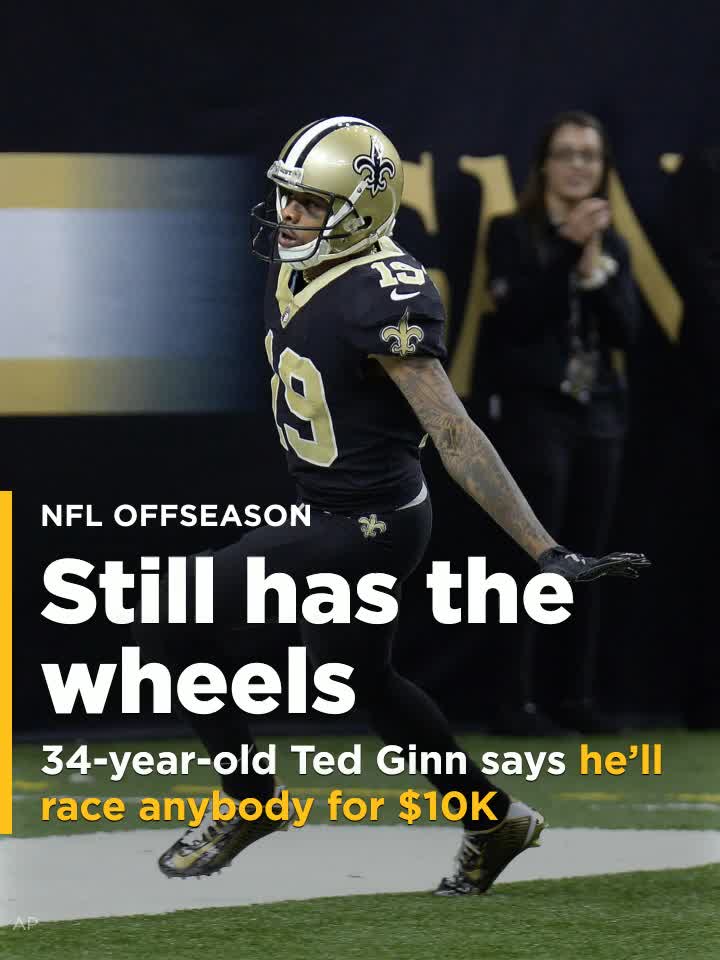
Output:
top-left (275, 237), bottom-right (403, 327)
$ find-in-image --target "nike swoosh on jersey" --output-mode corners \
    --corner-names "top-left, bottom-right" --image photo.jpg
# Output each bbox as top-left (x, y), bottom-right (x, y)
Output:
top-left (390, 290), bottom-right (421, 301)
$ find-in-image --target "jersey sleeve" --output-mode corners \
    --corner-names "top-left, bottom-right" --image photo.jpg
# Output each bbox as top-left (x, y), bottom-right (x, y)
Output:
top-left (345, 265), bottom-right (448, 363)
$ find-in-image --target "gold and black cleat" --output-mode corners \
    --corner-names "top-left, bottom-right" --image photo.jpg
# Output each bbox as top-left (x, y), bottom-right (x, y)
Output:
top-left (158, 789), bottom-right (289, 879)
top-left (435, 800), bottom-right (545, 896)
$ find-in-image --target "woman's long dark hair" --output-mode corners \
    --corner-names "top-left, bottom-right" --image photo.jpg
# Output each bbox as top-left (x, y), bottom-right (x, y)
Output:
top-left (518, 110), bottom-right (614, 234)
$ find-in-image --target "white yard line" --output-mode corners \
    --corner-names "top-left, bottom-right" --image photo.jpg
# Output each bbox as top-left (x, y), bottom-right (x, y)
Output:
top-left (1, 826), bottom-right (719, 925)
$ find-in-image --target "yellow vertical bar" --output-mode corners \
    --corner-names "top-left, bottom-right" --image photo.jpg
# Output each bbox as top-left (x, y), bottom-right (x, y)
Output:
top-left (0, 491), bottom-right (12, 834)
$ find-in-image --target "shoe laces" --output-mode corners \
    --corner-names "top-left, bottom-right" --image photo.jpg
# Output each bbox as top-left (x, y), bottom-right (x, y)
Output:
top-left (182, 811), bottom-right (241, 849)
top-left (455, 831), bottom-right (486, 873)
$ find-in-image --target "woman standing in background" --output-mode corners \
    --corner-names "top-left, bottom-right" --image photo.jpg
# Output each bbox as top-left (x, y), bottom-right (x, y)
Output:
top-left (483, 111), bottom-right (639, 735)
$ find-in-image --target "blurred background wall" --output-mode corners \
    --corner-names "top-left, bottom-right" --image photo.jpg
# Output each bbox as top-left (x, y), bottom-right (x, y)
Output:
top-left (3, 3), bottom-right (717, 734)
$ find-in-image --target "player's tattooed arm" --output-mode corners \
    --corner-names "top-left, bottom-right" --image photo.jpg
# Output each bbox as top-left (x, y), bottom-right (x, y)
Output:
top-left (374, 355), bottom-right (558, 560)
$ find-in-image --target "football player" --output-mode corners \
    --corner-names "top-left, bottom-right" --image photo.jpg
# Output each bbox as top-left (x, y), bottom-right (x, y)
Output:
top-left (147, 117), bottom-right (648, 895)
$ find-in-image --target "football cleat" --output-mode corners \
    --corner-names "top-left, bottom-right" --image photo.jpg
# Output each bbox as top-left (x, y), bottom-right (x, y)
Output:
top-left (158, 788), bottom-right (290, 879)
top-left (434, 800), bottom-right (545, 896)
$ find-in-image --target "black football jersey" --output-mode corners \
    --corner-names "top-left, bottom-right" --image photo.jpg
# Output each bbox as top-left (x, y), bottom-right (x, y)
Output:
top-left (263, 236), bottom-right (447, 512)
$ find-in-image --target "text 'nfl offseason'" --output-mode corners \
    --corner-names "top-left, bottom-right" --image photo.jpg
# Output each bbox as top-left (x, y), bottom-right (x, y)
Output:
top-left (137, 116), bottom-right (649, 895)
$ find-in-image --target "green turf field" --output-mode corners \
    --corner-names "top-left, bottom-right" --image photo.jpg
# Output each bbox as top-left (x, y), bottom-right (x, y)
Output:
top-left (11, 730), bottom-right (720, 836)
top-left (1, 865), bottom-right (718, 960)
top-left (4, 731), bottom-right (719, 959)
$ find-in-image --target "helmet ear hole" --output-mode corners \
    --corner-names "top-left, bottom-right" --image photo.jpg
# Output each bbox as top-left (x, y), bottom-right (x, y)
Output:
top-left (351, 216), bottom-right (372, 234)
top-left (338, 213), bottom-right (369, 235)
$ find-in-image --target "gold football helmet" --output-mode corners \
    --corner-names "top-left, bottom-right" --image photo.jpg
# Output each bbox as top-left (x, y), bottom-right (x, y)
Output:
top-left (251, 116), bottom-right (404, 270)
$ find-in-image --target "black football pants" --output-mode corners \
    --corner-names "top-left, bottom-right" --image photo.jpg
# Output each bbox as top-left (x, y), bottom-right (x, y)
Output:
top-left (136, 496), bottom-right (509, 828)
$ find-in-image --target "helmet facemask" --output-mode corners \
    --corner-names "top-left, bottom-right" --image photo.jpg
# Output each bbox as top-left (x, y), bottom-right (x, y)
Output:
top-left (251, 173), bottom-right (371, 271)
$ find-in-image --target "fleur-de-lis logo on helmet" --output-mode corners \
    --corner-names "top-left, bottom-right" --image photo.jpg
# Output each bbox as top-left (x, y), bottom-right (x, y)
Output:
top-left (359, 514), bottom-right (387, 538)
top-left (381, 308), bottom-right (425, 358)
top-left (353, 135), bottom-right (397, 197)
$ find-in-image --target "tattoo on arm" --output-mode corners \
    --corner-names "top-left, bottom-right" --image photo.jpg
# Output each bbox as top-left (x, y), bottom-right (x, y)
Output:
top-left (376, 355), bottom-right (556, 560)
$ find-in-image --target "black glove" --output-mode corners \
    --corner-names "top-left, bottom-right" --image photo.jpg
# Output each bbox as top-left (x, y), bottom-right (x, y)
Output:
top-left (538, 546), bottom-right (651, 582)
